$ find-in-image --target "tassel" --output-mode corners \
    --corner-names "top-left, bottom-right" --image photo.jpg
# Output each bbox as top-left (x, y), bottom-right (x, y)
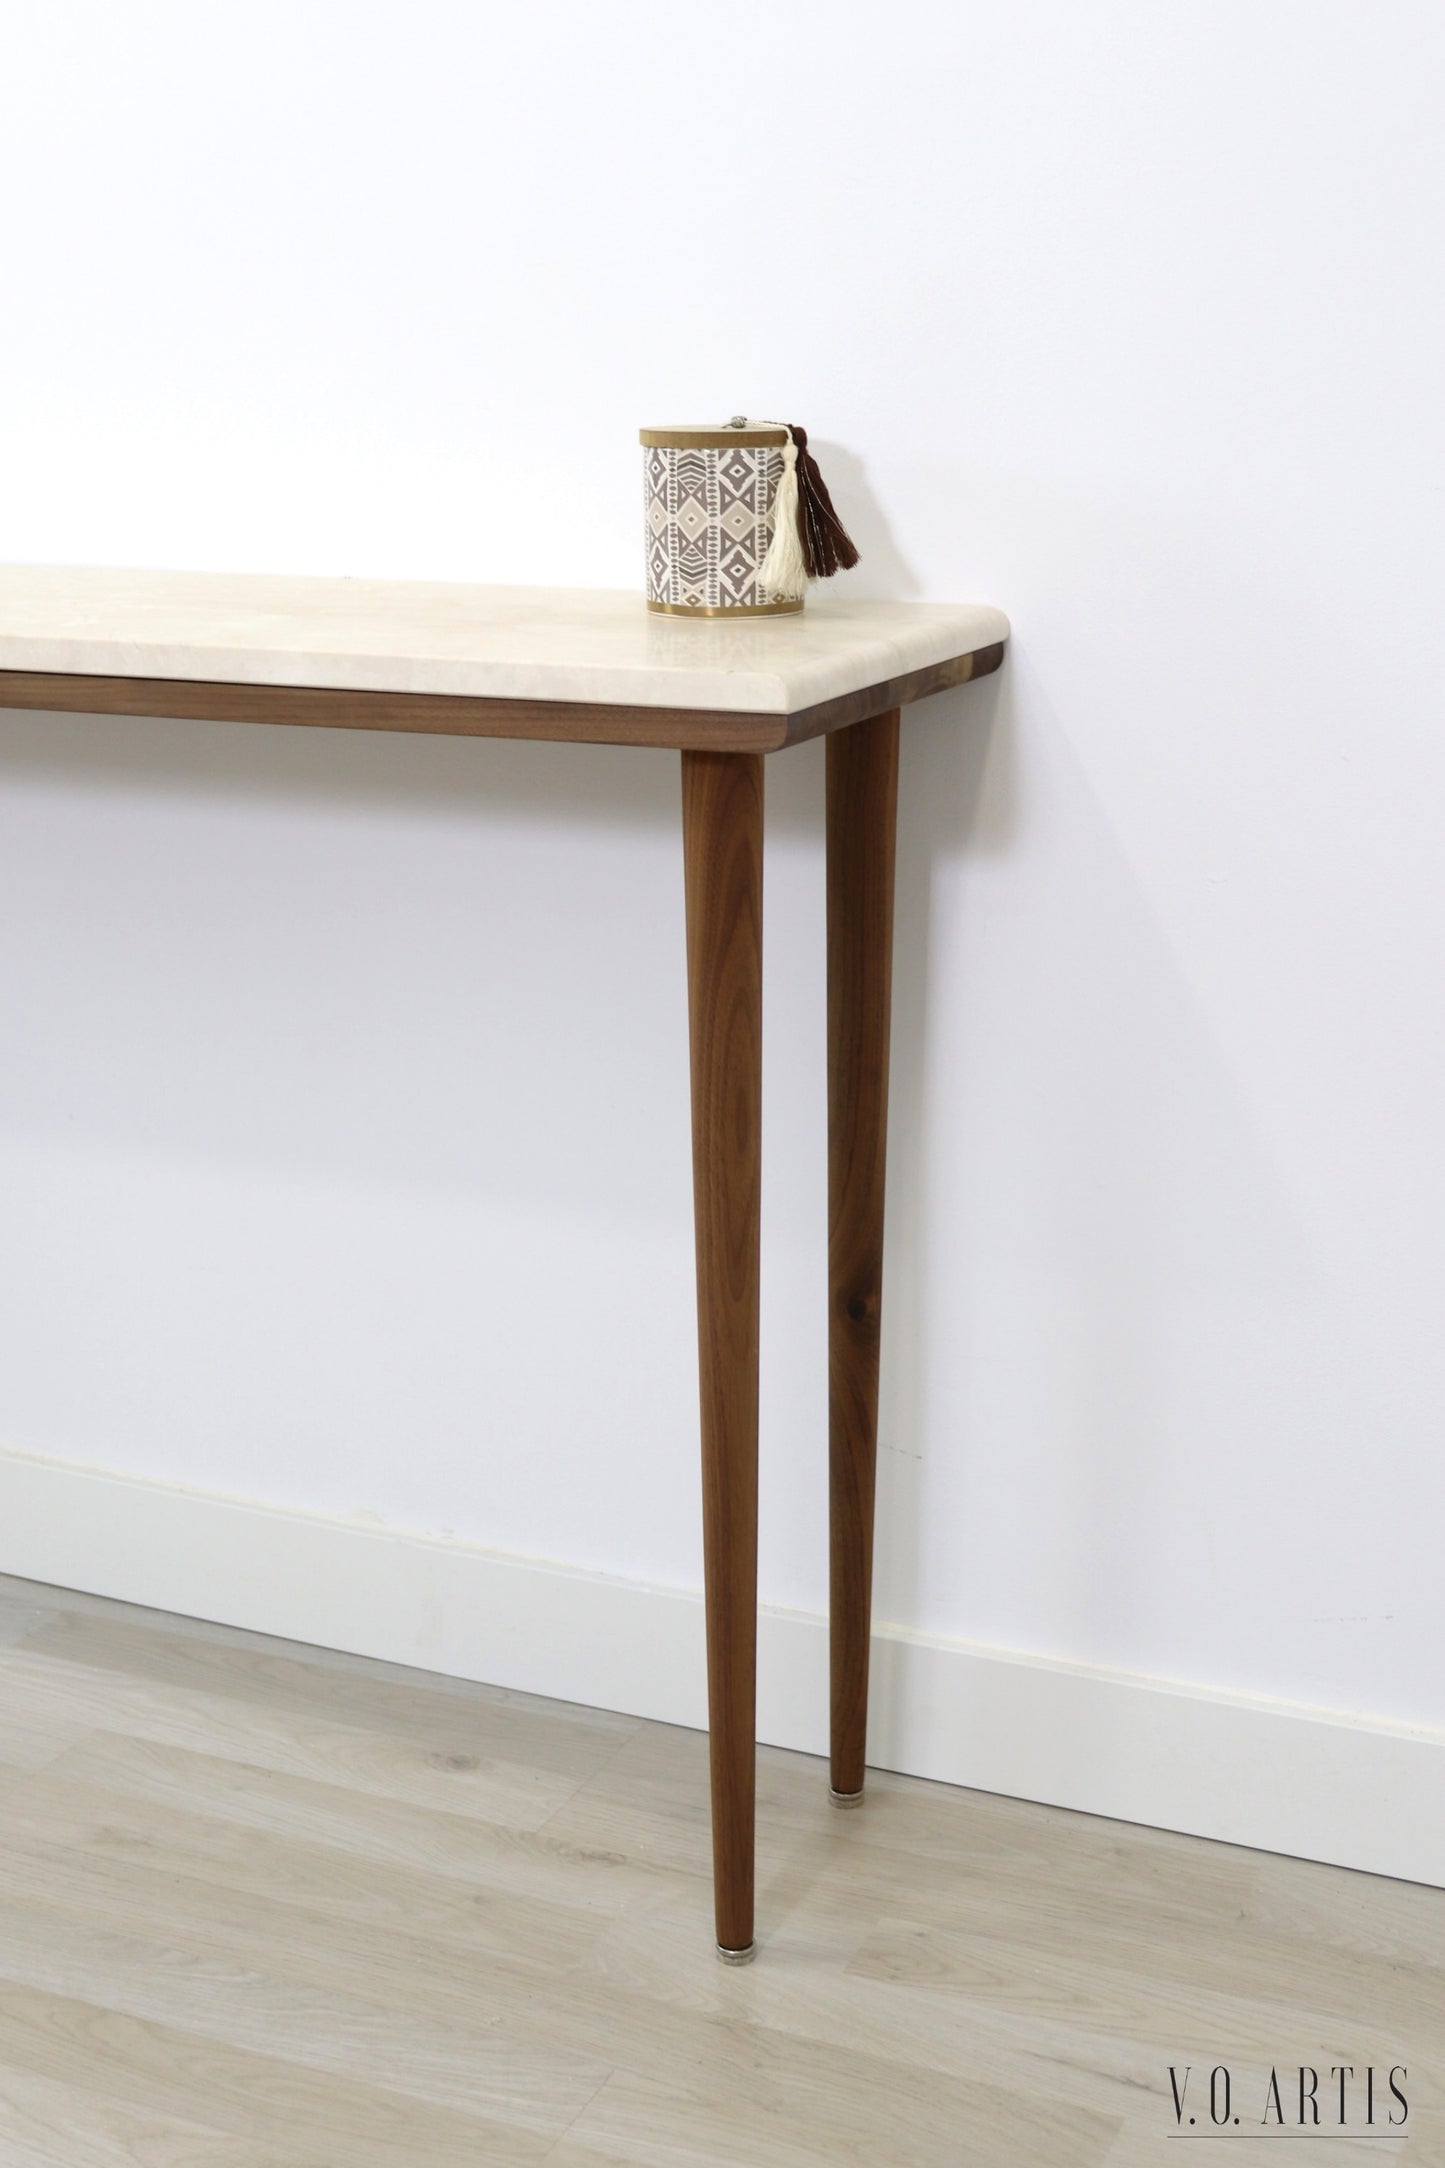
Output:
top-left (756, 421), bottom-right (860, 596)
top-left (758, 434), bottom-right (808, 599)
top-left (790, 424), bottom-right (860, 580)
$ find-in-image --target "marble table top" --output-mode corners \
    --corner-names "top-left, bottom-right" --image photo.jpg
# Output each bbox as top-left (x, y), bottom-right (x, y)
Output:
top-left (0, 567), bottom-right (1009, 717)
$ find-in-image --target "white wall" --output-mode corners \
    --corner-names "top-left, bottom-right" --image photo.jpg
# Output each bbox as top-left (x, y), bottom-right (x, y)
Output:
top-left (2, 2), bottom-right (1443, 1794)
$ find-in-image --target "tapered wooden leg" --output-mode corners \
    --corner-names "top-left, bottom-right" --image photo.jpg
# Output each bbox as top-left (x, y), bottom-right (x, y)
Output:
top-left (682, 748), bottom-right (763, 1959)
top-left (827, 709), bottom-right (899, 1802)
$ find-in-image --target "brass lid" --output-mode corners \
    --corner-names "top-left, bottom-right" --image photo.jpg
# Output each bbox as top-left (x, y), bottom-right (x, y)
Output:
top-left (640, 418), bottom-right (788, 450)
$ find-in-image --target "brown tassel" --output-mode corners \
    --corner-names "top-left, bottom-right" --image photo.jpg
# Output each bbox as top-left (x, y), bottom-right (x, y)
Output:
top-left (789, 424), bottom-right (860, 580)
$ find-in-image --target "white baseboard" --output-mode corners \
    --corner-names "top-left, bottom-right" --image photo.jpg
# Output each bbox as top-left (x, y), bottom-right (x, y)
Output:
top-left (1, 1444), bottom-right (1440, 1888)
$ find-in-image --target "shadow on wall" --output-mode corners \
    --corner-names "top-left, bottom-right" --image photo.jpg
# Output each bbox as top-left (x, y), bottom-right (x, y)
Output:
top-left (867, 663), bottom-right (1012, 1649)
top-left (0, 655), bottom-right (1013, 1626)
top-left (807, 440), bottom-right (925, 601)
top-left (863, 650), bottom-right (1322, 1687)
top-left (14, 623), bottom-right (1416, 1716)
top-left (3, 657), bottom-right (1317, 1688)
top-left (0, 698), bottom-right (683, 830)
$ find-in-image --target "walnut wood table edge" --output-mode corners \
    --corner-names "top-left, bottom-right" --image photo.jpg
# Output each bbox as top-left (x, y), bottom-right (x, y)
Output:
top-left (0, 642), bottom-right (1005, 753)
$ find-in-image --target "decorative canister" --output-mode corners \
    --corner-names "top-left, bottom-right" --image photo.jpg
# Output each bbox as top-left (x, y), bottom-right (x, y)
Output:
top-left (640, 418), bottom-right (859, 617)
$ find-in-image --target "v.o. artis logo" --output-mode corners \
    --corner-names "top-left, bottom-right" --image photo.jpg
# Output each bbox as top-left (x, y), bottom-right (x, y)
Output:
top-left (1168, 2064), bottom-right (1408, 2135)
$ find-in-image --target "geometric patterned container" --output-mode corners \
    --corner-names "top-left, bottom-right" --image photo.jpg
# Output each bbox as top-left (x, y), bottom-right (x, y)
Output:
top-left (640, 419), bottom-right (803, 616)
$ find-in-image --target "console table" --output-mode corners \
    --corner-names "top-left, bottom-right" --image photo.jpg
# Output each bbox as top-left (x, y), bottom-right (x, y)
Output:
top-left (0, 566), bottom-right (1008, 1960)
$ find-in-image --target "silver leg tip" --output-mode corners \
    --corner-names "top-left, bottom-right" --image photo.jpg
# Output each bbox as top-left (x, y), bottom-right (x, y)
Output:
top-left (830, 1786), bottom-right (865, 1808)
top-left (716, 1941), bottom-right (756, 1965)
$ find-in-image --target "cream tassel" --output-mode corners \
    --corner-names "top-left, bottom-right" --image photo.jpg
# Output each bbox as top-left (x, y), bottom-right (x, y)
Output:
top-left (758, 433), bottom-right (808, 599)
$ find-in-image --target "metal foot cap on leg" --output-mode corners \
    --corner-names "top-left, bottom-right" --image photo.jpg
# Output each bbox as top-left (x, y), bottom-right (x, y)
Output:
top-left (830, 1786), bottom-right (865, 1808)
top-left (716, 1941), bottom-right (757, 1965)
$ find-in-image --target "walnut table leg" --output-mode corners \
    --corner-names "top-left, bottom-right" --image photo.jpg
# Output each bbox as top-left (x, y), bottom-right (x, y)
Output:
top-left (826, 709), bottom-right (899, 1803)
top-left (682, 749), bottom-right (764, 1960)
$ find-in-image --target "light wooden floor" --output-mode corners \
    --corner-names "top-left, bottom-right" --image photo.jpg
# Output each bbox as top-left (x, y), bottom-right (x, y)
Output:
top-left (0, 1573), bottom-right (1440, 2166)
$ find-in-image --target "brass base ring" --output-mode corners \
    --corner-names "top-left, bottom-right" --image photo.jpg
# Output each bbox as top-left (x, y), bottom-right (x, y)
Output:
top-left (646, 598), bottom-right (803, 618)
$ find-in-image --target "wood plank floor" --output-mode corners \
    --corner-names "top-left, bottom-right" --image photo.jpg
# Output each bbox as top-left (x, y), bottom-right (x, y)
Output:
top-left (0, 1573), bottom-right (1439, 2165)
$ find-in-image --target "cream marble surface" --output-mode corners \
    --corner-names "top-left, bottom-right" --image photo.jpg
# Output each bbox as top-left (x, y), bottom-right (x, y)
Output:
top-left (0, 566), bottom-right (1008, 715)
